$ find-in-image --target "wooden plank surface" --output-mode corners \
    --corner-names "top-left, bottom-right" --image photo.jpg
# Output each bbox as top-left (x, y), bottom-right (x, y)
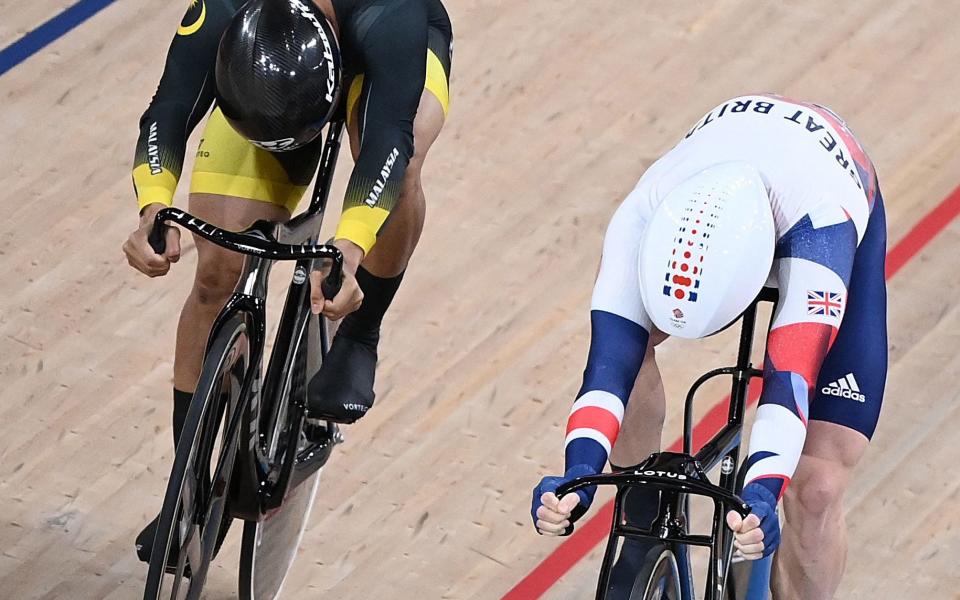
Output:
top-left (0, 1), bottom-right (958, 598)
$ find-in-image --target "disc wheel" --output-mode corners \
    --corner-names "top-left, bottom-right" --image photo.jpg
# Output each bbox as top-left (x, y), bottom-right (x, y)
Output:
top-left (238, 466), bottom-right (322, 600)
top-left (630, 545), bottom-right (682, 600)
top-left (143, 315), bottom-right (249, 600)
top-left (238, 313), bottom-right (330, 600)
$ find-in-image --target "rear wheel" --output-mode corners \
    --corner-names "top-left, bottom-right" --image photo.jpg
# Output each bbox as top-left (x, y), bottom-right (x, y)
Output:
top-left (238, 466), bottom-right (323, 600)
top-left (630, 545), bottom-right (682, 600)
top-left (143, 315), bottom-right (249, 600)
top-left (238, 313), bottom-right (332, 600)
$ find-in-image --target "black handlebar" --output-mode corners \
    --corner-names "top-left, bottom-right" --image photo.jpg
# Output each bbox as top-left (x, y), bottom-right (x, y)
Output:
top-left (146, 212), bottom-right (168, 255)
top-left (148, 207), bottom-right (343, 300)
top-left (555, 468), bottom-right (751, 518)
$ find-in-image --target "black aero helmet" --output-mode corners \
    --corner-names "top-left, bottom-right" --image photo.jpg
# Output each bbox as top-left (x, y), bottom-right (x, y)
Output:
top-left (215, 0), bottom-right (342, 152)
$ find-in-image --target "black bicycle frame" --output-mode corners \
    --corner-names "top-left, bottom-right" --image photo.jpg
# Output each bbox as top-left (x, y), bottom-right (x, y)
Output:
top-left (250, 121), bottom-right (346, 511)
top-left (557, 288), bottom-right (777, 600)
top-left (148, 121), bottom-right (346, 521)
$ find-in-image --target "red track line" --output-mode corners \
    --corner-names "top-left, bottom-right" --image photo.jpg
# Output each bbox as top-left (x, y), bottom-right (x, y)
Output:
top-left (502, 185), bottom-right (960, 600)
top-left (885, 184), bottom-right (960, 278)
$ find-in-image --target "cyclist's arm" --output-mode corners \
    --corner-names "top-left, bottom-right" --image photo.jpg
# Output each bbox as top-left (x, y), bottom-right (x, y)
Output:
top-left (563, 188), bottom-right (654, 476)
top-left (741, 247), bottom-right (856, 501)
top-left (332, 5), bottom-right (429, 256)
top-left (131, 0), bottom-right (241, 211)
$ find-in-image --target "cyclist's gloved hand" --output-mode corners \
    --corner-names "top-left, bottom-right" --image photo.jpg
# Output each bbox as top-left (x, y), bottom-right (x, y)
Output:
top-left (726, 483), bottom-right (781, 559)
top-left (531, 464), bottom-right (597, 536)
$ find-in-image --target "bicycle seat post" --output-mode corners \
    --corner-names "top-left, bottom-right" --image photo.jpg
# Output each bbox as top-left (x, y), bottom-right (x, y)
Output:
top-left (237, 253), bottom-right (272, 300)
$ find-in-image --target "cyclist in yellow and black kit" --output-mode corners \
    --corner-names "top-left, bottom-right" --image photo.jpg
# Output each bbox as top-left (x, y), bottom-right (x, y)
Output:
top-left (122, 0), bottom-right (452, 561)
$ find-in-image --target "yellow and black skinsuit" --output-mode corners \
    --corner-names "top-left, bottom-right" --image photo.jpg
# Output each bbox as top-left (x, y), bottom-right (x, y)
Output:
top-left (132, 0), bottom-right (452, 255)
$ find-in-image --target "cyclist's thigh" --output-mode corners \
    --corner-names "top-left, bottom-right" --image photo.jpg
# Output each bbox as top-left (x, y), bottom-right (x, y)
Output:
top-left (188, 107), bottom-right (321, 265)
top-left (610, 343), bottom-right (665, 468)
top-left (797, 421), bottom-right (868, 475)
top-left (346, 25), bottom-right (452, 163)
top-left (187, 194), bottom-right (291, 272)
top-left (191, 107), bottom-right (321, 218)
top-left (808, 189), bottom-right (888, 441)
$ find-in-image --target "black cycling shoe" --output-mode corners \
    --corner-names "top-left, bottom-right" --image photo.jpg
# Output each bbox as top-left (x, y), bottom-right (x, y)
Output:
top-left (307, 321), bottom-right (378, 424)
top-left (135, 514), bottom-right (191, 577)
top-left (135, 515), bottom-right (159, 563)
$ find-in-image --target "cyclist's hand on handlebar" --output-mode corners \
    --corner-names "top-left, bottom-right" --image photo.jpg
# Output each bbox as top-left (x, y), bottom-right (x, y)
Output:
top-left (726, 511), bottom-right (764, 560)
top-left (122, 203), bottom-right (180, 277)
top-left (531, 464), bottom-right (597, 536)
top-left (311, 238), bottom-right (364, 320)
top-left (534, 491), bottom-right (581, 536)
top-left (726, 483), bottom-right (781, 560)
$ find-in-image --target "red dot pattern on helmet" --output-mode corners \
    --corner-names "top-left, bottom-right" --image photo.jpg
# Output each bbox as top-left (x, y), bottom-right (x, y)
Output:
top-left (660, 185), bottom-right (725, 304)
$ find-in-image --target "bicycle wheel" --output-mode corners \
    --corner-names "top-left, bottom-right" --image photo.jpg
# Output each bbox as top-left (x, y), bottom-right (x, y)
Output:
top-left (238, 466), bottom-right (323, 600)
top-left (238, 314), bottom-right (330, 600)
top-left (143, 315), bottom-right (249, 600)
top-left (629, 545), bottom-right (682, 600)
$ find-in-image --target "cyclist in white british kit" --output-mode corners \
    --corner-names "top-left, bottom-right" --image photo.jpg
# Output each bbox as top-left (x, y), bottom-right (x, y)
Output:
top-left (532, 94), bottom-right (888, 600)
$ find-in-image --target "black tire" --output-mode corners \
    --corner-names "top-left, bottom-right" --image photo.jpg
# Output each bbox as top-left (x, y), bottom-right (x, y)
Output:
top-left (237, 313), bottom-right (329, 600)
top-left (629, 545), bottom-right (682, 600)
top-left (143, 315), bottom-right (249, 600)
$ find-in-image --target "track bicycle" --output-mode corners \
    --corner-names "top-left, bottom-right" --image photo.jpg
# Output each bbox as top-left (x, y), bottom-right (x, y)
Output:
top-left (141, 121), bottom-right (348, 600)
top-left (558, 288), bottom-right (778, 600)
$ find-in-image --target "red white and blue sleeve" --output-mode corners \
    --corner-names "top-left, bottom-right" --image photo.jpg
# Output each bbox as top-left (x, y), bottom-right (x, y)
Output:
top-left (564, 189), bottom-right (654, 476)
top-left (741, 213), bottom-right (859, 501)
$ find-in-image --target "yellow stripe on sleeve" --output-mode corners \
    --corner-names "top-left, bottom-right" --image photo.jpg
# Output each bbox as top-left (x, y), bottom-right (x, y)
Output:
top-left (335, 205), bottom-right (390, 255)
top-left (132, 164), bottom-right (178, 210)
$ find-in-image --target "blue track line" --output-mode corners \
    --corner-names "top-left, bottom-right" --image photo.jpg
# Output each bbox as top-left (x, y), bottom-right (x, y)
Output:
top-left (0, 0), bottom-right (117, 77)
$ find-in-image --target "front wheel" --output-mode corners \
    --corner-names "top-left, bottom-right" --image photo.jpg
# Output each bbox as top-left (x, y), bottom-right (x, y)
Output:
top-left (143, 315), bottom-right (249, 600)
top-left (629, 545), bottom-right (682, 600)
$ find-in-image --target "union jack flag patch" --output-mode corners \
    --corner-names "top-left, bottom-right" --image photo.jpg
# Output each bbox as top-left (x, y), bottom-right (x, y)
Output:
top-left (807, 290), bottom-right (843, 318)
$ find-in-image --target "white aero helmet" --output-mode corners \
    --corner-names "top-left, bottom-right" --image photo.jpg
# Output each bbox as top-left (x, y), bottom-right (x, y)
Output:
top-left (638, 161), bottom-right (775, 339)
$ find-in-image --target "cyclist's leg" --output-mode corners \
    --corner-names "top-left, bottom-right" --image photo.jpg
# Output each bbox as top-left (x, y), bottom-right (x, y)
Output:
top-left (607, 330), bottom-right (669, 599)
top-left (329, 77), bottom-right (443, 340)
top-left (347, 32), bottom-right (449, 273)
top-left (173, 107), bottom-right (318, 405)
top-left (308, 26), bottom-right (451, 423)
top-left (138, 108), bottom-right (317, 562)
top-left (772, 192), bottom-right (887, 599)
top-left (172, 194), bottom-right (289, 393)
top-left (773, 423), bottom-right (867, 599)
top-left (609, 328), bottom-right (669, 468)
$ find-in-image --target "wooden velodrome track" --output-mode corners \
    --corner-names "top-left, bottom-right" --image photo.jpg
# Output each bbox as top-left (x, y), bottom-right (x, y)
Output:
top-left (2, 0), bottom-right (959, 598)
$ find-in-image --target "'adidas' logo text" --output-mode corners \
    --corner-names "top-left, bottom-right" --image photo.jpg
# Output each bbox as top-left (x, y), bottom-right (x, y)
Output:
top-left (821, 373), bottom-right (865, 403)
